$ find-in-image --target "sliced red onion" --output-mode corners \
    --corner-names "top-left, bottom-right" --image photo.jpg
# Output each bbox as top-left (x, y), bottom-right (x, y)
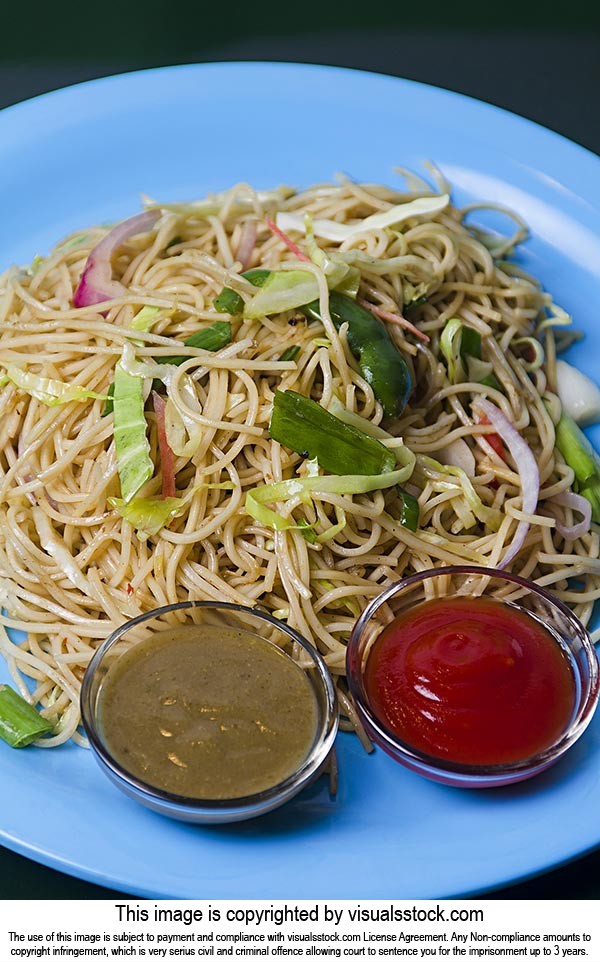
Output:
top-left (73, 210), bottom-right (160, 308)
top-left (551, 490), bottom-right (592, 540)
top-left (235, 220), bottom-right (257, 271)
top-left (152, 391), bottom-right (176, 499)
top-left (358, 298), bottom-right (430, 343)
top-left (472, 397), bottom-right (539, 568)
top-left (264, 216), bottom-right (311, 262)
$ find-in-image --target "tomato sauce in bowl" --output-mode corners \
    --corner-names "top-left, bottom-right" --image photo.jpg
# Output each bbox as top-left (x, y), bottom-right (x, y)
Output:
top-left (347, 567), bottom-right (599, 788)
top-left (363, 596), bottom-right (575, 767)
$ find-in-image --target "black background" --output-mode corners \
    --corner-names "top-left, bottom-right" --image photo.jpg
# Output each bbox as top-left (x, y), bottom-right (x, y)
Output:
top-left (1, 0), bottom-right (599, 900)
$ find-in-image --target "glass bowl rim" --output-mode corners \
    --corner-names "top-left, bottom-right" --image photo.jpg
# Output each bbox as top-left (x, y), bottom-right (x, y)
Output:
top-left (346, 565), bottom-right (600, 779)
top-left (81, 600), bottom-right (338, 813)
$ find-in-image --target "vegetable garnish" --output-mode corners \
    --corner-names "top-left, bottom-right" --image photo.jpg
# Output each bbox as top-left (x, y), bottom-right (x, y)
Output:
top-left (440, 318), bottom-right (502, 392)
top-left (245, 465), bottom-right (415, 536)
top-left (129, 305), bottom-right (162, 333)
top-left (245, 270), bottom-right (320, 320)
top-left (358, 298), bottom-right (430, 343)
top-left (474, 411), bottom-right (505, 461)
top-left (419, 456), bottom-right (502, 532)
top-left (395, 486), bottom-right (420, 531)
top-left (0, 684), bottom-right (52, 748)
top-left (109, 482), bottom-right (234, 537)
top-left (555, 413), bottom-right (600, 523)
top-left (152, 391), bottom-right (176, 499)
top-left (149, 186), bottom-right (295, 218)
top-left (551, 490), bottom-right (592, 540)
top-left (113, 362), bottom-right (153, 504)
top-left (157, 320), bottom-right (232, 365)
top-left (472, 397), bottom-right (540, 566)
top-left (264, 216), bottom-right (310, 262)
top-left (73, 210), bottom-right (160, 308)
top-left (0, 366), bottom-right (105, 407)
top-left (235, 220), bottom-right (257, 270)
top-left (269, 390), bottom-right (396, 477)
top-left (301, 293), bottom-right (413, 417)
top-left (556, 359), bottom-right (600, 426)
top-left (213, 268), bottom-right (270, 314)
top-left (279, 344), bottom-right (301, 362)
top-left (275, 194), bottom-right (450, 242)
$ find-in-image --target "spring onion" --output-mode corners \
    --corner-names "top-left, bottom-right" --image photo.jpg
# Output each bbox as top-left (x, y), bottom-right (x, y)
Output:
top-left (440, 318), bottom-right (501, 391)
top-left (555, 413), bottom-right (600, 522)
top-left (213, 268), bottom-right (270, 314)
top-left (0, 685), bottom-right (52, 748)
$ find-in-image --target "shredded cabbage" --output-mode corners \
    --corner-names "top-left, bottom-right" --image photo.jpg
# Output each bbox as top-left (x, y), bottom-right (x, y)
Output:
top-left (113, 362), bottom-right (153, 503)
top-left (244, 270), bottom-right (319, 320)
top-left (0, 365), bottom-right (105, 406)
top-left (246, 463), bottom-right (414, 533)
top-left (276, 194), bottom-right (449, 242)
top-left (119, 344), bottom-right (203, 457)
top-left (109, 482), bottom-right (233, 537)
top-left (419, 456), bottom-right (501, 530)
top-left (149, 186), bottom-right (294, 218)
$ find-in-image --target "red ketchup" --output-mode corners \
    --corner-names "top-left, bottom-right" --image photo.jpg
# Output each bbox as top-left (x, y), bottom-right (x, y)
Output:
top-left (364, 596), bottom-right (576, 766)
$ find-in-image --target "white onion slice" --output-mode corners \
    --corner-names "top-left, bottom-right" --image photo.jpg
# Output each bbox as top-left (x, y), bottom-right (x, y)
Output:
top-left (432, 437), bottom-right (476, 476)
top-left (551, 490), bottom-right (592, 540)
top-left (73, 210), bottom-right (160, 308)
top-left (472, 398), bottom-right (539, 568)
top-left (555, 359), bottom-right (600, 426)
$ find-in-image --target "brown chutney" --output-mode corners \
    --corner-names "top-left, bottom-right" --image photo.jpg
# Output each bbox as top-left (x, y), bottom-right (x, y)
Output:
top-left (98, 624), bottom-right (319, 800)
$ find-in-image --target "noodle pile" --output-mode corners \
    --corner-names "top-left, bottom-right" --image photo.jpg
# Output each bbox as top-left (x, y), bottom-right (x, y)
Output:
top-left (1, 169), bottom-right (599, 747)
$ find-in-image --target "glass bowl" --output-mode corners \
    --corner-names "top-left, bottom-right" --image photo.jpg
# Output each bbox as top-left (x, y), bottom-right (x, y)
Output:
top-left (81, 601), bottom-right (338, 822)
top-left (346, 566), bottom-right (599, 788)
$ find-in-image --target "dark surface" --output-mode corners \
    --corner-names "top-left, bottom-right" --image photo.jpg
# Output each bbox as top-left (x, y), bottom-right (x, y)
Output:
top-left (1, 31), bottom-right (599, 901)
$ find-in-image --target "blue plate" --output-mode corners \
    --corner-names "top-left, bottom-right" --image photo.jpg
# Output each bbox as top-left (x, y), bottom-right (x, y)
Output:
top-left (1, 62), bottom-right (600, 899)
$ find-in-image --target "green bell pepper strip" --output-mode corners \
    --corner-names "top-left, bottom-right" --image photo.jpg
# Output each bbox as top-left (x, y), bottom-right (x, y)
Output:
top-left (301, 292), bottom-right (412, 418)
top-left (213, 269), bottom-right (271, 314)
top-left (269, 389), bottom-right (396, 477)
top-left (395, 486), bottom-right (420, 531)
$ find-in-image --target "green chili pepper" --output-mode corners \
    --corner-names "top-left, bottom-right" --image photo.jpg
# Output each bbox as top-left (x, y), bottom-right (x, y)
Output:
top-left (269, 389), bottom-right (396, 476)
top-left (395, 486), bottom-right (419, 531)
top-left (301, 293), bottom-right (412, 418)
top-left (213, 269), bottom-right (271, 314)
